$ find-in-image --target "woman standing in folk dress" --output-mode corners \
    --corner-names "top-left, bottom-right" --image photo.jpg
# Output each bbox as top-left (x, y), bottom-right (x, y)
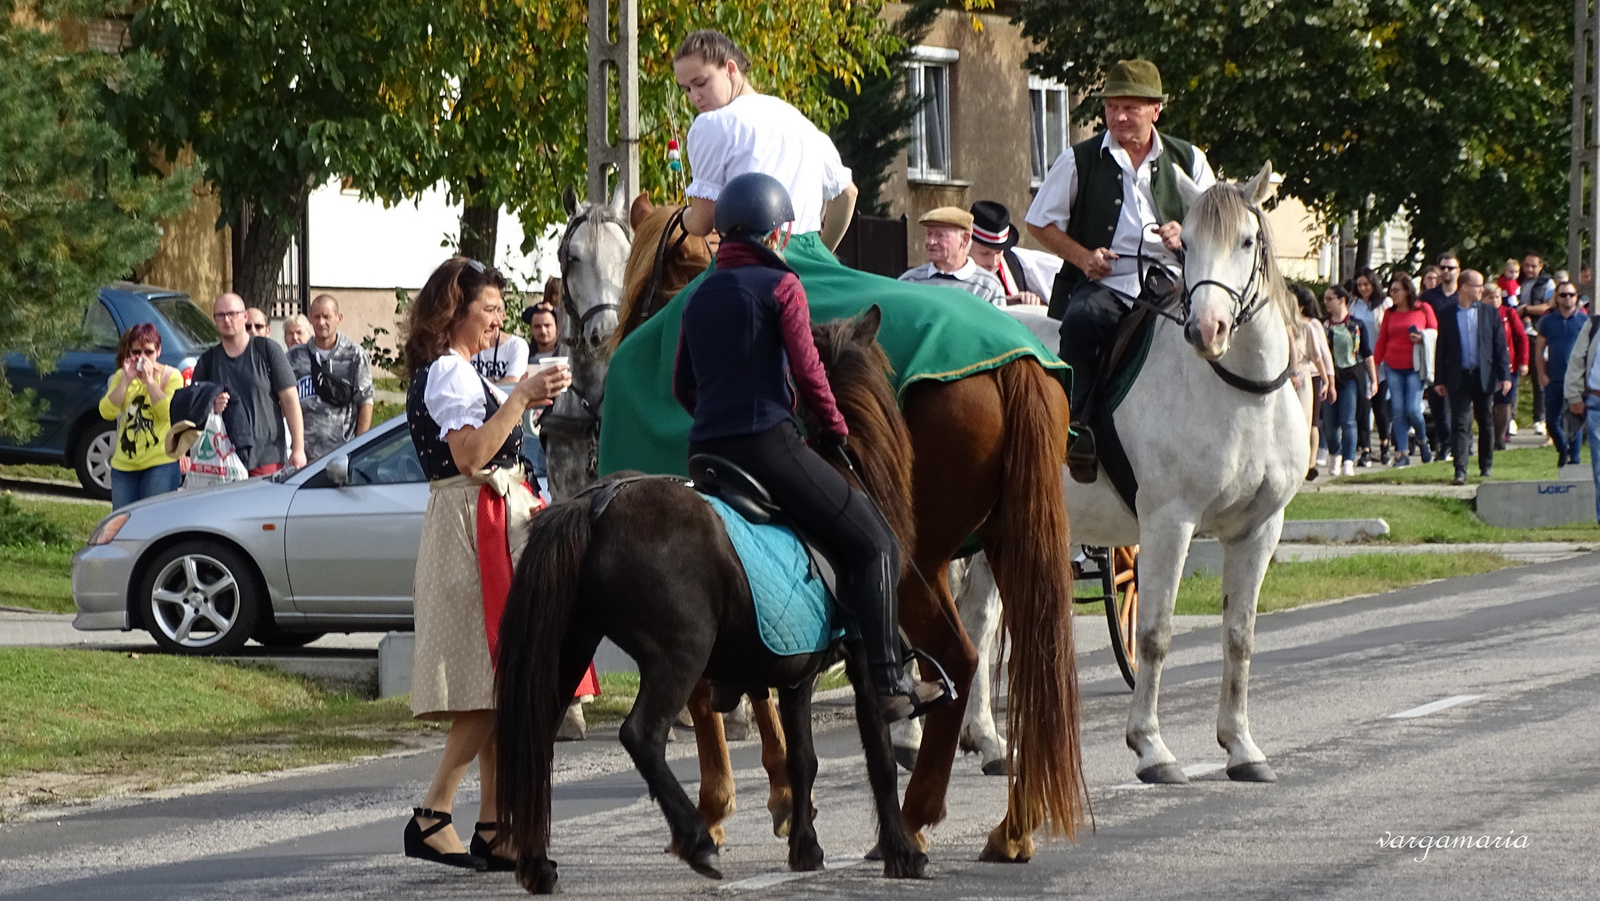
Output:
top-left (400, 258), bottom-right (576, 871)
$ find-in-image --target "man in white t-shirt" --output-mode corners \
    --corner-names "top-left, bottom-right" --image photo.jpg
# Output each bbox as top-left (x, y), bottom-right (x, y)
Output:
top-left (897, 207), bottom-right (1006, 307)
top-left (1024, 59), bottom-right (1216, 479)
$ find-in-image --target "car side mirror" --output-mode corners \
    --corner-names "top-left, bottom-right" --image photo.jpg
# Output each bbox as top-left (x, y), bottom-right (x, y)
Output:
top-left (325, 455), bottom-right (350, 487)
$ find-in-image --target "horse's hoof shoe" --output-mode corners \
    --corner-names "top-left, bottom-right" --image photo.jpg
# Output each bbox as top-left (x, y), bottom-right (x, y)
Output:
top-left (1136, 762), bottom-right (1189, 784)
top-left (980, 758), bottom-right (1006, 777)
top-left (1227, 761), bottom-right (1277, 783)
top-left (977, 837), bottom-right (1031, 863)
top-left (892, 745), bottom-right (918, 772)
top-left (688, 851), bottom-right (723, 880)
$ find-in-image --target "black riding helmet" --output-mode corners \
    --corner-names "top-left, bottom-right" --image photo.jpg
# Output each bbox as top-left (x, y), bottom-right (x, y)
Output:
top-left (714, 172), bottom-right (796, 240)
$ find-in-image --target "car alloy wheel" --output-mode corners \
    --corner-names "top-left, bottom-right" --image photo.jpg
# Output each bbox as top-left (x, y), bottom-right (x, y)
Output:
top-left (140, 541), bottom-right (260, 655)
top-left (75, 422), bottom-right (116, 500)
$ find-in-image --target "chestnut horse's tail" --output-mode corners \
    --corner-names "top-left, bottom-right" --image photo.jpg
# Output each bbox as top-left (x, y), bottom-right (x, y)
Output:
top-left (990, 358), bottom-right (1087, 840)
top-left (496, 499), bottom-right (593, 888)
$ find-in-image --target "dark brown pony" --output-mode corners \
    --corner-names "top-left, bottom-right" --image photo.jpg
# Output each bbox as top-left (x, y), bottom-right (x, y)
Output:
top-left (615, 198), bottom-right (1085, 862)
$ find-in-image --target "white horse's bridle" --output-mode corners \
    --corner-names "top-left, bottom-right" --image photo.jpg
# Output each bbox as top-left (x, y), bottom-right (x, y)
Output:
top-left (1181, 204), bottom-right (1292, 395)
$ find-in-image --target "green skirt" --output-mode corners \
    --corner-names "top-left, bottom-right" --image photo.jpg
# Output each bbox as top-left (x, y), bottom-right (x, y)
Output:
top-left (599, 232), bottom-right (1069, 477)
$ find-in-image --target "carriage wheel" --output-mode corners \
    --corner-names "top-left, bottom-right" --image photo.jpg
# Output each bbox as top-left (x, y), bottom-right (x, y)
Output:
top-left (1103, 545), bottom-right (1139, 690)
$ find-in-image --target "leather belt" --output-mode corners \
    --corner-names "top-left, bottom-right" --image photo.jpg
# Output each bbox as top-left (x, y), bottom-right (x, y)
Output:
top-left (1586, 388), bottom-right (1600, 400)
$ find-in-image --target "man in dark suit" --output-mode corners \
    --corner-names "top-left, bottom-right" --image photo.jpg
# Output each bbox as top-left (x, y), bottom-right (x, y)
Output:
top-left (1433, 269), bottom-right (1513, 484)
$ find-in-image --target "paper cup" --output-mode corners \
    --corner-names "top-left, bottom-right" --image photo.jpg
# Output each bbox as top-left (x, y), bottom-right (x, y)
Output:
top-left (536, 356), bottom-right (570, 393)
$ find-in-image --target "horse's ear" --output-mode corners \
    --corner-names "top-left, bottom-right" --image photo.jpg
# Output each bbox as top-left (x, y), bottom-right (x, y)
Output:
top-left (854, 305), bottom-right (883, 344)
top-left (1245, 161), bottom-right (1277, 206)
top-left (1175, 168), bottom-right (1203, 208)
top-left (563, 186), bottom-right (580, 217)
top-left (610, 180), bottom-right (630, 218)
top-left (629, 192), bottom-right (655, 229)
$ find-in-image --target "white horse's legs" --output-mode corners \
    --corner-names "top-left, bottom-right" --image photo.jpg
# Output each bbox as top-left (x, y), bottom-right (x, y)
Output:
top-left (1216, 516), bottom-right (1281, 782)
top-left (1126, 519), bottom-right (1196, 783)
top-left (889, 554), bottom-right (1005, 774)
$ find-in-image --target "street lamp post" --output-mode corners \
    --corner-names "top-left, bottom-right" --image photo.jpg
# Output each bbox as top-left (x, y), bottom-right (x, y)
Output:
top-left (588, 0), bottom-right (639, 207)
top-left (1569, 0), bottom-right (1599, 282)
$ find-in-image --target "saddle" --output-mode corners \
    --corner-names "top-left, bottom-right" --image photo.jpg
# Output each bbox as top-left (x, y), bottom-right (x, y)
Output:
top-left (687, 454), bottom-right (840, 602)
top-left (1089, 301), bottom-right (1159, 514)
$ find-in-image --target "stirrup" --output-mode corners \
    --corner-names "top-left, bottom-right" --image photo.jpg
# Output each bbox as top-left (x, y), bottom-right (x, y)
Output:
top-left (1066, 423), bottom-right (1098, 483)
top-left (879, 680), bottom-right (953, 725)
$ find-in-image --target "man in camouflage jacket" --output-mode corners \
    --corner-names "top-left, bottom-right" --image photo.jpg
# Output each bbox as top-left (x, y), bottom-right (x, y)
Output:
top-left (287, 294), bottom-right (375, 462)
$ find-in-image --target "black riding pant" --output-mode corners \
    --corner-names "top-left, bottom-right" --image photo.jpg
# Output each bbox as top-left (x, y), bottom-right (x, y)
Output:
top-left (690, 420), bottom-right (903, 690)
top-left (1055, 281), bottom-right (1130, 417)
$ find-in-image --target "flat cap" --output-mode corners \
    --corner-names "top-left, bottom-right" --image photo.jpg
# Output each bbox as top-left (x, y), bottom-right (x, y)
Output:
top-left (919, 206), bottom-right (974, 231)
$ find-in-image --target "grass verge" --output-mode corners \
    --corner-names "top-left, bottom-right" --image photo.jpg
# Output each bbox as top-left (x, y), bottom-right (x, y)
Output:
top-left (0, 648), bottom-right (441, 813)
top-left (1286, 493), bottom-right (1600, 543)
top-left (1173, 551), bottom-right (1520, 615)
top-left (1341, 446), bottom-right (1571, 484)
top-left (1, 496), bottom-right (109, 613)
top-left (0, 463), bottom-right (77, 483)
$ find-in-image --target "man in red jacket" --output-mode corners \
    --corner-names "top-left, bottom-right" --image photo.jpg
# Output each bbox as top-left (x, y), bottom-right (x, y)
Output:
top-left (1485, 282), bottom-right (1529, 449)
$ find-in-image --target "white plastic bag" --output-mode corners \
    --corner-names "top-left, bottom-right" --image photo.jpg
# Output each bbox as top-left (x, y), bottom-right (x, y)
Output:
top-left (185, 412), bottom-right (249, 488)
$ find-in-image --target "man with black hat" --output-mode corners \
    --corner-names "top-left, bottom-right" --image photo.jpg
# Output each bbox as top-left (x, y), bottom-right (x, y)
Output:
top-left (1024, 58), bottom-right (1215, 480)
top-left (968, 200), bottom-right (1046, 306)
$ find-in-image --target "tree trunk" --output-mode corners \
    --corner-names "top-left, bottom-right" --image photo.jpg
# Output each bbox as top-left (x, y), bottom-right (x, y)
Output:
top-left (459, 196), bottom-right (499, 266)
top-left (234, 191), bottom-right (307, 312)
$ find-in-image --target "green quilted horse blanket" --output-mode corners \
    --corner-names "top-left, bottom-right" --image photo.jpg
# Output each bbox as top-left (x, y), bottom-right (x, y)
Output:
top-left (599, 231), bottom-right (1070, 477)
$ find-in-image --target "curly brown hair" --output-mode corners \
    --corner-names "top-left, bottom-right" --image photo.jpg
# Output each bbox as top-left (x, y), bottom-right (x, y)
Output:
top-left (403, 258), bottom-right (508, 373)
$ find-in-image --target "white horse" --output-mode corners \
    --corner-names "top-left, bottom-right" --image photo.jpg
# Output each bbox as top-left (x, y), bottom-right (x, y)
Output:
top-left (1005, 163), bottom-right (1306, 783)
top-left (541, 185), bottom-right (631, 503)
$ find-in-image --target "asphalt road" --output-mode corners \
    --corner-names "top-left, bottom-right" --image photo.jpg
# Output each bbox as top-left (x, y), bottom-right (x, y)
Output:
top-left (4, 552), bottom-right (1599, 900)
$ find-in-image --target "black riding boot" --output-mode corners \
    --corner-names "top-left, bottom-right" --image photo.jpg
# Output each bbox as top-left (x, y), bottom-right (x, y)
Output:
top-left (853, 554), bottom-right (950, 724)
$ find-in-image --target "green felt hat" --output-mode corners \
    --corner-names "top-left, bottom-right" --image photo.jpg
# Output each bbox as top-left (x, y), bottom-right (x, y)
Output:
top-left (1093, 59), bottom-right (1167, 101)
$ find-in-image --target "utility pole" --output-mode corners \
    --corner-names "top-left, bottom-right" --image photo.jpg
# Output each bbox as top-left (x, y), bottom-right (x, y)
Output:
top-left (1569, 0), bottom-right (1598, 281)
top-left (588, 0), bottom-right (639, 207)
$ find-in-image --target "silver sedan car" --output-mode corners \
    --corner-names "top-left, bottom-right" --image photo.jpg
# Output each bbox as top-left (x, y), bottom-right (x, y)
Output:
top-left (72, 416), bottom-right (430, 655)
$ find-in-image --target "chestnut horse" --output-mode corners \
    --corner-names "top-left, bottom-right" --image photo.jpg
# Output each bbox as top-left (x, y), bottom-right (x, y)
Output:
top-left (606, 196), bottom-right (1085, 862)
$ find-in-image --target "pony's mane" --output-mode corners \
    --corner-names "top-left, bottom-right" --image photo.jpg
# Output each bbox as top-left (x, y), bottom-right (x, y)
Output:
top-left (611, 203), bottom-right (711, 355)
top-left (1188, 182), bottom-right (1297, 326)
top-left (807, 319), bottom-right (916, 565)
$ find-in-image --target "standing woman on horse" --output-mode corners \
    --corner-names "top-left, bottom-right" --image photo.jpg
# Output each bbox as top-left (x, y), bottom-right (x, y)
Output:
top-left (673, 172), bottom-right (949, 722)
top-left (400, 258), bottom-right (573, 871)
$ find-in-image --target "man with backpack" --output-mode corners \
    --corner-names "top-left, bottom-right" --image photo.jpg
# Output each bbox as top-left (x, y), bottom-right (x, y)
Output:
top-left (288, 294), bottom-right (375, 462)
top-left (1563, 300), bottom-right (1600, 523)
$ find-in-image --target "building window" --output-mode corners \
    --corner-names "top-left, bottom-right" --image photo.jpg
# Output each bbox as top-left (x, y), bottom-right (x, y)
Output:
top-left (1029, 77), bottom-right (1071, 186)
top-left (907, 46), bottom-right (956, 182)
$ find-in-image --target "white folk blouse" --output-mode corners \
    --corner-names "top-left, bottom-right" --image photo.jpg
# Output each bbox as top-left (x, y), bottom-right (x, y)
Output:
top-left (685, 94), bottom-right (853, 235)
top-left (425, 351), bottom-right (507, 440)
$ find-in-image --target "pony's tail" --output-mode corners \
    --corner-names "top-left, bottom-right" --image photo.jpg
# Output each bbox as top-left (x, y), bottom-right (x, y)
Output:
top-left (991, 359), bottom-right (1088, 840)
top-left (495, 499), bottom-right (594, 883)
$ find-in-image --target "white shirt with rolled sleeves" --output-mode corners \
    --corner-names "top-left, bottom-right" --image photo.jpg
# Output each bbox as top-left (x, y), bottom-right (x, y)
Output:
top-left (685, 94), bottom-right (852, 235)
top-left (1025, 130), bottom-right (1216, 298)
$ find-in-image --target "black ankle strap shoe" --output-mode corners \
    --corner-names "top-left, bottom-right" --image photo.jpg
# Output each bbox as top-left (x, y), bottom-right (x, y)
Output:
top-left (404, 807), bottom-right (488, 870)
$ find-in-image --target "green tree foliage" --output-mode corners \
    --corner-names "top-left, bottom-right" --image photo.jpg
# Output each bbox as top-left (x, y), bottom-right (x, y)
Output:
top-left (1017, 0), bottom-right (1571, 267)
top-left (117, 0), bottom-right (452, 309)
top-left (0, 1), bottom-right (194, 440)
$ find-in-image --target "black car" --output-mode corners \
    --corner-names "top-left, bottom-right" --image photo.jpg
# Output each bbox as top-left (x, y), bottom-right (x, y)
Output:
top-left (1, 282), bottom-right (218, 498)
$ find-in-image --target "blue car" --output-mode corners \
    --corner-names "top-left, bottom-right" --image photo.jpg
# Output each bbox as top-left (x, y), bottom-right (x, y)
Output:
top-left (1, 283), bottom-right (218, 498)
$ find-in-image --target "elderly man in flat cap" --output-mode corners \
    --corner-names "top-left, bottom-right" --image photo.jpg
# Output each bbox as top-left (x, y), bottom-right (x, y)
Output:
top-left (1025, 58), bottom-right (1216, 480)
top-left (898, 206), bottom-right (1007, 307)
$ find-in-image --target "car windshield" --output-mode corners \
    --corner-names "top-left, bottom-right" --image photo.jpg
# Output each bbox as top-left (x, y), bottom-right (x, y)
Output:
top-left (150, 296), bottom-right (219, 354)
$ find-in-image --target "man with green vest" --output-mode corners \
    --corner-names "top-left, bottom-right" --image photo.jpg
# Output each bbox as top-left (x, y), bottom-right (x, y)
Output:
top-left (1025, 59), bottom-right (1215, 481)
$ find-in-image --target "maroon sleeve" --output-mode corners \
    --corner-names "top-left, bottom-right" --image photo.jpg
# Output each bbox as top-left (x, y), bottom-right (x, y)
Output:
top-left (774, 273), bottom-right (848, 438)
top-left (672, 324), bottom-right (697, 415)
top-left (1505, 307), bottom-right (1529, 368)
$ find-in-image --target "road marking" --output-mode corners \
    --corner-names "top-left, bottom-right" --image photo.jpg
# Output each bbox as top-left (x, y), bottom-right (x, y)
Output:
top-left (718, 858), bottom-right (863, 893)
top-left (1388, 694), bottom-right (1485, 719)
top-left (1108, 762), bottom-right (1226, 790)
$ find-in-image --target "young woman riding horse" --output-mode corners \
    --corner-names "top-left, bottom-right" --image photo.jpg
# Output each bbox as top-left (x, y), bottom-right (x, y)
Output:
top-left (494, 307), bottom-right (932, 893)
top-left (602, 28), bottom-right (1085, 863)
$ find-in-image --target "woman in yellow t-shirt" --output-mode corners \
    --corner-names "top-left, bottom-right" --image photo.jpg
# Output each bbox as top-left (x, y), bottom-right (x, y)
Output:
top-left (100, 323), bottom-right (184, 508)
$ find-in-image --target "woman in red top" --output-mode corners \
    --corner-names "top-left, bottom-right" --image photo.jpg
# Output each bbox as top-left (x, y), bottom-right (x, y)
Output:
top-left (1373, 272), bottom-right (1437, 466)
top-left (1483, 281), bottom-right (1529, 449)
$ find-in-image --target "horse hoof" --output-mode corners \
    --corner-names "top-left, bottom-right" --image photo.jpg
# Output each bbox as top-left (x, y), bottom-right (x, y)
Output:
top-left (884, 850), bottom-right (929, 879)
top-left (980, 758), bottom-right (1007, 777)
top-left (977, 841), bottom-right (1031, 863)
top-left (709, 823), bottom-right (728, 848)
top-left (517, 857), bottom-right (558, 894)
top-left (1227, 761), bottom-right (1278, 783)
top-left (863, 842), bottom-right (883, 862)
top-left (893, 745), bottom-right (918, 772)
top-left (1136, 763), bottom-right (1189, 784)
top-left (769, 803), bottom-right (791, 838)
top-left (688, 849), bottom-right (723, 880)
top-left (788, 844), bottom-right (825, 872)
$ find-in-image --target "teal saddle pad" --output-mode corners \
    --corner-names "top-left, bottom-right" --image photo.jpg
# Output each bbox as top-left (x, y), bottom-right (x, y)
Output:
top-left (702, 495), bottom-right (844, 657)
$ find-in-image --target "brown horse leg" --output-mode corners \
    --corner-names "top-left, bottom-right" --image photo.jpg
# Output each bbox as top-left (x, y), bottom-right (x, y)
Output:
top-left (749, 693), bottom-right (795, 837)
top-left (894, 377), bottom-right (1006, 850)
top-left (687, 679), bottom-right (735, 847)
